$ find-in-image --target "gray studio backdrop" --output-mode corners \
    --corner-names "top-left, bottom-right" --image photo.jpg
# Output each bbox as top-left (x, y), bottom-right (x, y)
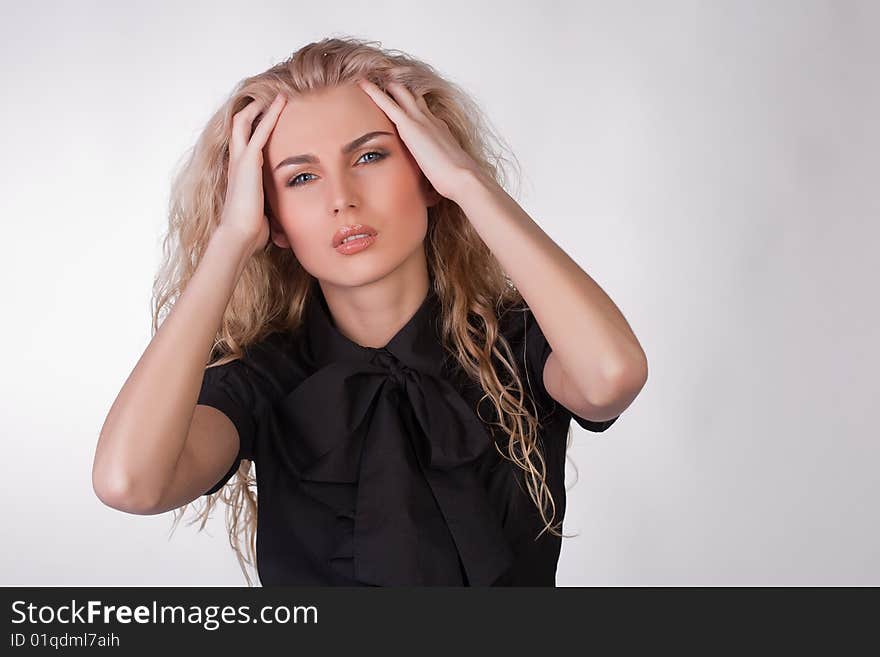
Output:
top-left (1, 0), bottom-right (876, 585)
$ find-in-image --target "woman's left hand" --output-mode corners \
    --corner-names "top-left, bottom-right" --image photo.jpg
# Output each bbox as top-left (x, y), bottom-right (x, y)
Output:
top-left (355, 78), bottom-right (481, 203)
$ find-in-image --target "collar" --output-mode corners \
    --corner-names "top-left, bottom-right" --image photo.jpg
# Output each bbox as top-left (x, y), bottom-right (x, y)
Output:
top-left (305, 281), bottom-right (448, 379)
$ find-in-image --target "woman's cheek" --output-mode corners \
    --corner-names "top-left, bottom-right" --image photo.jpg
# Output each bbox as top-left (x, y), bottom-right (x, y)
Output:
top-left (293, 225), bottom-right (327, 259)
top-left (379, 173), bottom-right (430, 233)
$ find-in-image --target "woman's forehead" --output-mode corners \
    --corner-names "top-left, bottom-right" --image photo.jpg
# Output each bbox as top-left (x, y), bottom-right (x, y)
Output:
top-left (267, 83), bottom-right (397, 159)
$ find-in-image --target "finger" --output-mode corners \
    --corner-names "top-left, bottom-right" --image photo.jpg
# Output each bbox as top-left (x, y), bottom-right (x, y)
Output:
top-left (387, 82), bottom-right (440, 128)
top-left (413, 92), bottom-right (431, 116)
top-left (229, 94), bottom-right (285, 160)
top-left (357, 79), bottom-right (408, 125)
top-left (383, 81), bottom-right (423, 118)
top-left (247, 93), bottom-right (288, 155)
top-left (229, 96), bottom-right (269, 159)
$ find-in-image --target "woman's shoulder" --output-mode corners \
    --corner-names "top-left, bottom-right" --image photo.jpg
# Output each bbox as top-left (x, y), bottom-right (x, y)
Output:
top-left (491, 298), bottom-right (570, 426)
top-left (492, 298), bottom-right (547, 376)
top-left (495, 299), bottom-right (534, 343)
top-left (204, 326), bottom-right (309, 404)
top-left (492, 298), bottom-right (622, 434)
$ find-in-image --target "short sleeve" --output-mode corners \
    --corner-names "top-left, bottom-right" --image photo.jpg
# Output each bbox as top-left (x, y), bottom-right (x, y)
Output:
top-left (515, 305), bottom-right (620, 433)
top-left (196, 360), bottom-right (258, 495)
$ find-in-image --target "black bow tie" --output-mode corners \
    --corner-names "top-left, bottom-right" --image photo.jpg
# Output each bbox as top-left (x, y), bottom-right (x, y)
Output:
top-left (268, 284), bottom-right (514, 586)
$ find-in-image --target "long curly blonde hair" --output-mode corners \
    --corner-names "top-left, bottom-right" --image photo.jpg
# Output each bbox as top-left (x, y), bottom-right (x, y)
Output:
top-left (157, 35), bottom-right (577, 586)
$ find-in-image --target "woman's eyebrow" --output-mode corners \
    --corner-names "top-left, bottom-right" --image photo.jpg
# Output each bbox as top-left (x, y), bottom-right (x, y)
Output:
top-left (273, 130), bottom-right (394, 171)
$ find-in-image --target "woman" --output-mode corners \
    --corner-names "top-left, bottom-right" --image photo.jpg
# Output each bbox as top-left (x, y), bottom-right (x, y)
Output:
top-left (93, 36), bottom-right (648, 587)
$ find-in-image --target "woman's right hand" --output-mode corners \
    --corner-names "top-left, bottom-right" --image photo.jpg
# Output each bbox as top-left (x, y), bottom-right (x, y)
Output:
top-left (218, 92), bottom-right (288, 255)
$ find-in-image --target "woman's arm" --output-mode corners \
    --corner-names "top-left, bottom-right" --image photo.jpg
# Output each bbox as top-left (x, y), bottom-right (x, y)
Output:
top-left (92, 227), bottom-right (255, 512)
top-left (451, 169), bottom-right (648, 418)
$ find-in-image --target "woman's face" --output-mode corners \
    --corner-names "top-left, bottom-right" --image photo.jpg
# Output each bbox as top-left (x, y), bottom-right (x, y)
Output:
top-left (261, 81), bottom-right (439, 287)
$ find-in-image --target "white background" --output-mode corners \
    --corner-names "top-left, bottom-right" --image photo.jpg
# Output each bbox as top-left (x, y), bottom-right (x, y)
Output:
top-left (1, 0), bottom-right (877, 585)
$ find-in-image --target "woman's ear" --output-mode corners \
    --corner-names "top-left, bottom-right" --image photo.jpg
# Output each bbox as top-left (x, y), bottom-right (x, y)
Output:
top-left (266, 206), bottom-right (290, 249)
top-left (420, 174), bottom-right (442, 207)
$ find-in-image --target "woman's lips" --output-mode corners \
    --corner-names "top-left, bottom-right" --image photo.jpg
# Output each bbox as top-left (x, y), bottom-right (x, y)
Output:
top-left (335, 233), bottom-right (378, 255)
top-left (331, 223), bottom-right (379, 247)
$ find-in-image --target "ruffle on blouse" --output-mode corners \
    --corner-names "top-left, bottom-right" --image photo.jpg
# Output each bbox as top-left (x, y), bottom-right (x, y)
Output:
top-left (268, 284), bottom-right (515, 586)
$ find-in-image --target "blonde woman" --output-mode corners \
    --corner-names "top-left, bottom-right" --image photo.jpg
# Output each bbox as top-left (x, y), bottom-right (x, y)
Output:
top-left (93, 36), bottom-right (648, 587)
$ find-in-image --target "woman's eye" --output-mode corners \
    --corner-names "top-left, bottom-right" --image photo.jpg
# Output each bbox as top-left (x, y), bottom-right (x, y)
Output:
top-left (286, 150), bottom-right (387, 188)
top-left (287, 172), bottom-right (315, 187)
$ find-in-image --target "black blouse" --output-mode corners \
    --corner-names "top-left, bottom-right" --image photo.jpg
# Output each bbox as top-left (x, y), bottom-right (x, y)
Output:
top-left (196, 283), bottom-right (620, 586)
